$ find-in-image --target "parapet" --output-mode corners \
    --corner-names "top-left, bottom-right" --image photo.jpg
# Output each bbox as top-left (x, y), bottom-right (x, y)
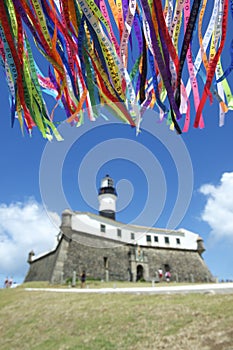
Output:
top-left (197, 236), bottom-right (205, 255)
top-left (61, 209), bottom-right (73, 228)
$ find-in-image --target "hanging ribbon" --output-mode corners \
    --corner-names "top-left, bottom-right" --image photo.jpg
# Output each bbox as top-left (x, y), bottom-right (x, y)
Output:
top-left (0, 0), bottom-right (232, 139)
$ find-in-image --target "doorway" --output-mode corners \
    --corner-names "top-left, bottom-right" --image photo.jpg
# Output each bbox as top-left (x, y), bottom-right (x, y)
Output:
top-left (136, 265), bottom-right (144, 281)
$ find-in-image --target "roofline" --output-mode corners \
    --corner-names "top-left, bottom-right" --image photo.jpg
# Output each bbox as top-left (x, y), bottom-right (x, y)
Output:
top-left (29, 236), bottom-right (63, 263)
top-left (70, 211), bottom-right (187, 235)
top-left (61, 229), bottom-right (199, 253)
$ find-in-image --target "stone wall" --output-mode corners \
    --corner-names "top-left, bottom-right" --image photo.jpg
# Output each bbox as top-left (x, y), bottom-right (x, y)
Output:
top-left (24, 248), bottom-right (59, 282)
top-left (63, 230), bottom-right (130, 282)
top-left (145, 247), bottom-right (213, 282)
top-left (25, 229), bottom-right (213, 283)
top-left (61, 230), bottom-right (213, 283)
top-left (51, 236), bottom-right (70, 284)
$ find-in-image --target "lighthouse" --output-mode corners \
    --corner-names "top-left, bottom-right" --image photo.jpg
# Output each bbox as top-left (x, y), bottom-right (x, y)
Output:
top-left (98, 175), bottom-right (117, 220)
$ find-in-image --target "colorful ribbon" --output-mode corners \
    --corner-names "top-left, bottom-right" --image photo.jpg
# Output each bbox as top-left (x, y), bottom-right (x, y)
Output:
top-left (0, 0), bottom-right (232, 139)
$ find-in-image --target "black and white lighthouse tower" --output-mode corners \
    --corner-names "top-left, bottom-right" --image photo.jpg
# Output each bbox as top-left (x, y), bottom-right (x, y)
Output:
top-left (98, 175), bottom-right (117, 220)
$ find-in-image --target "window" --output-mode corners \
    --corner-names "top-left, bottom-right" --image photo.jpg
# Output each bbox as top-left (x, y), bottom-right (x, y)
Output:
top-left (117, 229), bottom-right (122, 237)
top-left (176, 238), bottom-right (181, 244)
top-left (146, 235), bottom-right (151, 242)
top-left (131, 232), bottom-right (135, 240)
top-left (154, 236), bottom-right (159, 242)
top-left (108, 178), bottom-right (113, 187)
top-left (100, 224), bottom-right (106, 233)
top-left (164, 236), bottom-right (170, 244)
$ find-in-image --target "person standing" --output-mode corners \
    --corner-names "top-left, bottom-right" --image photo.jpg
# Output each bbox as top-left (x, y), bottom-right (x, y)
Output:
top-left (8, 277), bottom-right (13, 287)
top-left (158, 268), bottom-right (163, 281)
top-left (165, 271), bottom-right (171, 282)
top-left (4, 277), bottom-right (9, 288)
top-left (81, 271), bottom-right (86, 288)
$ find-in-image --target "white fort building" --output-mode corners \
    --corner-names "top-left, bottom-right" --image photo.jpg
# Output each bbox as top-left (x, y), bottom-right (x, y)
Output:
top-left (25, 175), bottom-right (213, 283)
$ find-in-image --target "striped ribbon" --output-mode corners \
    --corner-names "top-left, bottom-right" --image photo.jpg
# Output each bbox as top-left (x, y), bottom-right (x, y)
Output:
top-left (0, 0), bottom-right (232, 138)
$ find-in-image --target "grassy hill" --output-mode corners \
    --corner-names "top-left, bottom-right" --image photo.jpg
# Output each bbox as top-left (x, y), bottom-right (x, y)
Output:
top-left (0, 282), bottom-right (233, 350)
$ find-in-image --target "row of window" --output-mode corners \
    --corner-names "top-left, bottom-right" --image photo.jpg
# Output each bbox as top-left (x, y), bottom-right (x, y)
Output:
top-left (101, 225), bottom-right (135, 239)
top-left (100, 224), bottom-right (181, 245)
top-left (146, 235), bottom-right (180, 245)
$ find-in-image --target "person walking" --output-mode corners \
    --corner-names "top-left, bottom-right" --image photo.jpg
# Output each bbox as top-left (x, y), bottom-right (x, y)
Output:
top-left (165, 271), bottom-right (171, 282)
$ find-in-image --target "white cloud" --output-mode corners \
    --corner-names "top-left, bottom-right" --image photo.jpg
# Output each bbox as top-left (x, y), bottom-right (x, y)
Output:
top-left (199, 172), bottom-right (233, 241)
top-left (0, 199), bottom-right (60, 284)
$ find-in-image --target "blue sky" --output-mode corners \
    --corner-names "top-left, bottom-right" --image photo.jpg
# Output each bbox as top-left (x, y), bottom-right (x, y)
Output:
top-left (0, 2), bottom-right (233, 285)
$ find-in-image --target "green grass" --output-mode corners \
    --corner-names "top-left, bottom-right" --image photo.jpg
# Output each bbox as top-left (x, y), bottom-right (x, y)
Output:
top-left (0, 284), bottom-right (233, 350)
top-left (21, 279), bottom-right (205, 289)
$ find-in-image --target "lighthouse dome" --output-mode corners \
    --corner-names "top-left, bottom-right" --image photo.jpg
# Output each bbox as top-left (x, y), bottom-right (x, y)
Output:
top-left (98, 174), bottom-right (117, 196)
